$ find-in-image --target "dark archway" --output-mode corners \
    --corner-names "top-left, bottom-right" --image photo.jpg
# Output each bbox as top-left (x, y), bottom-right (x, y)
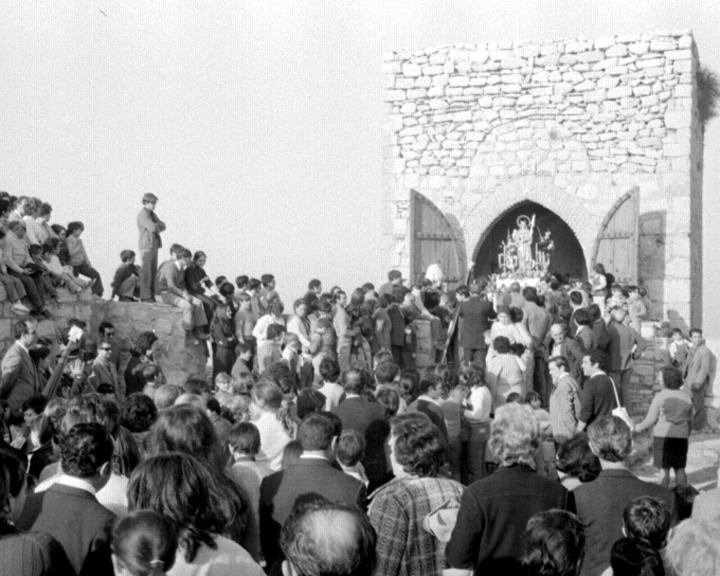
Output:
top-left (473, 201), bottom-right (588, 281)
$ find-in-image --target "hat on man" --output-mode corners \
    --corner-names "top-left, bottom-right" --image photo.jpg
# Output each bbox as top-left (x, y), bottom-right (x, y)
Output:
top-left (142, 193), bottom-right (159, 204)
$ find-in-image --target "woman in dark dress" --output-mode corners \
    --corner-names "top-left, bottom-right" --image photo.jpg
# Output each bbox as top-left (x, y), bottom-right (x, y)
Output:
top-left (124, 331), bottom-right (159, 397)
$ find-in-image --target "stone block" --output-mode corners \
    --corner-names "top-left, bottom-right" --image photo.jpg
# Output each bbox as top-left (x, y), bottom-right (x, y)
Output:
top-left (576, 50), bottom-right (605, 63)
top-left (628, 42), bottom-right (649, 55)
top-left (406, 88), bottom-right (427, 99)
top-left (402, 63), bottom-right (422, 77)
top-left (594, 36), bottom-right (616, 50)
top-left (665, 49), bottom-right (692, 60)
top-left (607, 86), bottom-right (632, 99)
top-left (636, 58), bottom-right (664, 69)
top-left (650, 38), bottom-right (677, 52)
top-left (448, 76), bottom-right (470, 87)
top-left (573, 79), bottom-right (596, 92)
top-left (606, 44), bottom-right (628, 58)
top-left (469, 50), bottom-right (489, 63)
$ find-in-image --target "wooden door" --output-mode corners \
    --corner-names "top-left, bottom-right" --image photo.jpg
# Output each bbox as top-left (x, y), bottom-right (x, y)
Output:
top-left (410, 191), bottom-right (466, 287)
top-left (592, 188), bottom-right (639, 284)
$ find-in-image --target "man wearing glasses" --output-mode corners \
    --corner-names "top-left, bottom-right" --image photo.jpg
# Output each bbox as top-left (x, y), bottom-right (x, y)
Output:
top-left (137, 193), bottom-right (166, 302)
top-left (0, 320), bottom-right (42, 416)
top-left (89, 339), bottom-right (122, 399)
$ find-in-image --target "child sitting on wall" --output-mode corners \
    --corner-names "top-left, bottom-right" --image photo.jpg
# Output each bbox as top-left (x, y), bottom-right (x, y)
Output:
top-left (111, 250), bottom-right (140, 301)
top-left (41, 243), bottom-right (91, 294)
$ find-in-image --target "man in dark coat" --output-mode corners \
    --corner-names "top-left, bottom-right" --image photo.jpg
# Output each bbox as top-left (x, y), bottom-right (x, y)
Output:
top-left (457, 285), bottom-right (496, 369)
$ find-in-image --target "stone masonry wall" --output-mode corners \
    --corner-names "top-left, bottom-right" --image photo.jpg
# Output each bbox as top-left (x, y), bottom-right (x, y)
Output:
top-left (0, 293), bottom-right (206, 390)
top-left (383, 31), bottom-right (701, 326)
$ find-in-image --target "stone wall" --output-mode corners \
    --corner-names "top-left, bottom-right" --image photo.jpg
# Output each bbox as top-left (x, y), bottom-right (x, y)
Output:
top-left (383, 31), bottom-right (702, 327)
top-left (0, 293), bottom-right (207, 390)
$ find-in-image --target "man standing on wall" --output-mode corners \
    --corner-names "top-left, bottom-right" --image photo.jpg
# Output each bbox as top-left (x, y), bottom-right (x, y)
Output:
top-left (137, 193), bottom-right (166, 302)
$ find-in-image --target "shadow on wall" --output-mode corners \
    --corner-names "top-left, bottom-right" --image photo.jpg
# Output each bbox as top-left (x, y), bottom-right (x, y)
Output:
top-left (639, 210), bottom-right (666, 321)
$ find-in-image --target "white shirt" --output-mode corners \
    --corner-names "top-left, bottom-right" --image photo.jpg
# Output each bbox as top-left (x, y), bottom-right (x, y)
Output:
top-left (35, 471), bottom-right (129, 518)
top-left (253, 410), bottom-right (294, 472)
top-left (252, 314), bottom-right (286, 347)
top-left (318, 381), bottom-right (345, 411)
top-left (168, 535), bottom-right (264, 576)
top-left (464, 386), bottom-right (492, 423)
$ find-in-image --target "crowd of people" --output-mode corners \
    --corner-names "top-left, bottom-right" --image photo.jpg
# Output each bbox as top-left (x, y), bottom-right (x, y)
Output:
top-left (0, 192), bottom-right (717, 575)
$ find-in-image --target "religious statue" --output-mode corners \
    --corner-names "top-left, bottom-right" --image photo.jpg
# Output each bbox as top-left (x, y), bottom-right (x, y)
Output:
top-left (497, 213), bottom-right (553, 280)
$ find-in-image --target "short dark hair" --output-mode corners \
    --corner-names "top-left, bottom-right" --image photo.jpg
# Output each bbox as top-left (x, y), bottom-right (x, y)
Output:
top-left (388, 270), bottom-right (402, 281)
top-left (13, 320), bottom-right (34, 341)
top-left (588, 416), bottom-right (632, 462)
top-left (22, 394), bottom-right (47, 415)
top-left (183, 378), bottom-right (210, 396)
top-left (142, 363), bottom-right (162, 383)
top-left (374, 361), bottom-right (399, 385)
top-left (298, 412), bottom-right (340, 452)
top-left (99, 321), bottom-right (115, 336)
top-left (122, 393), bottom-right (158, 433)
top-left (67, 221), bottom-right (85, 234)
top-left (549, 356), bottom-right (570, 373)
top-left (341, 369), bottom-right (365, 395)
top-left (375, 387), bottom-right (400, 417)
top-left (660, 365), bottom-right (683, 390)
top-left (336, 430), bottom-right (365, 467)
top-left (235, 275), bottom-right (249, 289)
top-left (493, 336), bottom-right (511, 354)
top-left (319, 357), bottom-right (341, 383)
top-left (390, 414), bottom-right (445, 478)
top-left (280, 500), bottom-right (377, 576)
top-left (261, 274), bottom-right (275, 286)
top-left (60, 423), bottom-right (114, 478)
top-left (521, 510), bottom-right (585, 576)
top-left (296, 389), bottom-right (327, 421)
top-left (689, 327), bottom-right (702, 337)
top-left (587, 349), bottom-right (611, 373)
top-left (308, 278), bottom-right (322, 290)
top-left (417, 377), bottom-right (438, 396)
top-left (120, 250), bottom-right (136, 262)
top-left (228, 422), bottom-right (261, 456)
top-left (610, 538), bottom-right (664, 576)
top-left (574, 308), bottom-right (593, 327)
top-left (623, 496), bottom-right (671, 550)
top-left (523, 286), bottom-right (538, 302)
top-left (569, 291), bottom-right (584, 306)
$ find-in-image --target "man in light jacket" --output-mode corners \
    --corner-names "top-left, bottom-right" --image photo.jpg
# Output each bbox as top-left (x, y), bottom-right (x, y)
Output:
top-left (137, 193), bottom-right (166, 302)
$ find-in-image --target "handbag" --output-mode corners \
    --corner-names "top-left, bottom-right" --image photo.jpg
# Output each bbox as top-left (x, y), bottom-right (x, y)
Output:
top-left (609, 375), bottom-right (634, 431)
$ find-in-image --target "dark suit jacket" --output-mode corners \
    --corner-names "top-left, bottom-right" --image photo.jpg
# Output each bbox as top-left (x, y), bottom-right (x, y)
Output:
top-left (0, 342), bottom-right (43, 414)
top-left (332, 396), bottom-right (389, 488)
top-left (259, 457), bottom-right (366, 566)
top-left (458, 297), bottom-right (496, 349)
top-left (446, 465), bottom-right (574, 574)
top-left (607, 320), bottom-right (646, 372)
top-left (592, 319), bottom-right (612, 354)
top-left (579, 373), bottom-right (616, 426)
top-left (17, 483), bottom-right (116, 576)
top-left (574, 469), bottom-right (675, 576)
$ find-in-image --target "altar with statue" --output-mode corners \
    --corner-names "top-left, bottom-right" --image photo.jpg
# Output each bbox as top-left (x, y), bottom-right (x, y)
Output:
top-left (493, 214), bottom-right (554, 289)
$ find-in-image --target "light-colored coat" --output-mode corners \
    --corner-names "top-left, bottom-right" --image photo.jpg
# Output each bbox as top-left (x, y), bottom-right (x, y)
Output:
top-left (0, 342), bottom-right (43, 413)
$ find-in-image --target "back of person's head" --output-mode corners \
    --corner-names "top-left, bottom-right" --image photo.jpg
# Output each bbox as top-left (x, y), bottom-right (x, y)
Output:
top-left (251, 380), bottom-right (284, 411)
top-left (665, 518), bottom-right (720, 576)
top-left (523, 286), bottom-right (538, 303)
top-left (113, 426), bottom-right (142, 478)
top-left (574, 308), bottom-right (593, 327)
top-left (555, 434), bottom-right (601, 483)
top-left (266, 323), bottom-right (286, 341)
top-left (296, 389), bottom-right (327, 421)
top-left (464, 365), bottom-right (487, 389)
top-left (672, 484), bottom-right (699, 521)
top-left (142, 364), bottom-right (163, 385)
top-left (341, 369), bottom-right (365, 395)
top-left (489, 403), bottom-right (539, 468)
top-left (375, 387), bottom-right (400, 418)
top-left (298, 412), bottom-right (341, 452)
top-left (183, 378), bottom-right (210, 397)
top-left (569, 291), bottom-right (584, 306)
top-left (122, 393), bottom-right (158, 434)
top-left (319, 357), bottom-right (341, 383)
top-left (120, 249), bottom-right (136, 263)
top-left (587, 416), bottom-right (632, 463)
top-left (127, 453), bottom-right (239, 564)
top-left (521, 510), bottom-right (585, 576)
top-left (205, 397), bottom-right (222, 416)
top-left (64, 393), bottom-right (121, 438)
top-left (610, 537), bottom-right (664, 576)
top-left (493, 335), bottom-right (511, 354)
top-left (60, 423), bottom-right (114, 479)
top-left (336, 430), bottom-right (365, 468)
top-left (374, 361), bottom-right (399, 385)
top-left (154, 384), bottom-right (180, 411)
top-left (417, 377), bottom-right (438, 397)
top-left (280, 500), bottom-right (377, 576)
top-left (623, 497), bottom-right (671, 550)
top-left (228, 422), bottom-right (261, 457)
top-left (282, 440), bottom-right (304, 469)
top-left (525, 391), bottom-right (542, 405)
top-left (660, 366), bottom-right (683, 390)
top-left (145, 404), bottom-right (223, 471)
top-left (509, 306), bottom-right (525, 323)
top-left (390, 413), bottom-right (445, 478)
top-left (112, 510), bottom-right (178, 576)
top-left (132, 331), bottom-right (158, 358)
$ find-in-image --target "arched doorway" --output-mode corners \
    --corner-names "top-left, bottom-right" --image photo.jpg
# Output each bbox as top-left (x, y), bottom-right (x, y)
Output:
top-left (472, 201), bottom-right (588, 281)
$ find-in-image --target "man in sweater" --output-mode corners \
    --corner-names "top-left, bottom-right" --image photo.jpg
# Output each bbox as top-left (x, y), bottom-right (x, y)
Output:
top-left (577, 350), bottom-right (616, 433)
top-left (137, 193), bottom-right (166, 302)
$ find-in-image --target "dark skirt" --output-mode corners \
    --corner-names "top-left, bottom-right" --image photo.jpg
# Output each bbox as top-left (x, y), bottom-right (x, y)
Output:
top-left (653, 436), bottom-right (688, 469)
